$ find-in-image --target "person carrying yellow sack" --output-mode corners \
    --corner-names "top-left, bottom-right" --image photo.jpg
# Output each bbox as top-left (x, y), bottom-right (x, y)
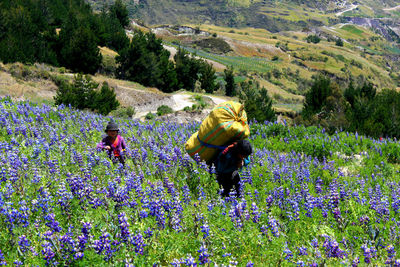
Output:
top-left (185, 101), bottom-right (252, 197)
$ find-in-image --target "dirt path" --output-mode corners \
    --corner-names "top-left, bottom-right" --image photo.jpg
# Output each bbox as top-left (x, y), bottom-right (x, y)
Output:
top-left (336, 4), bottom-right (358, 16)
top-left (383, 5), bottom-right (400, 11)
top-left (133, 91), bottom-right (229, 118)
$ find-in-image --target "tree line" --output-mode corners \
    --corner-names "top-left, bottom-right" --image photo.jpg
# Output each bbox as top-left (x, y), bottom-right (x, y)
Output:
top-left (300, 75), bottom-right (400, 138)
top-left (0, 0), bottom-right (130, 74)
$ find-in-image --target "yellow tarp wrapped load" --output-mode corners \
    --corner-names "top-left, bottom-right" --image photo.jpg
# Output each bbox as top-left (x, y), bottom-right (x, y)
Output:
top-left (185, 101), bottom-right (250, 164)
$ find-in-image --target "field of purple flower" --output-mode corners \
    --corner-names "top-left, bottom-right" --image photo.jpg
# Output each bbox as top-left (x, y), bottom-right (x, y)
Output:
top-left (1, 97), bottom-right (400, 266)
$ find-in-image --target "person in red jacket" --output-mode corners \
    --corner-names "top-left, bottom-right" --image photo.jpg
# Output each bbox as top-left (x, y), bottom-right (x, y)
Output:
top-left (97, 120), bottom-right (127, 165)
top-left (214, 139), bottom-right (252, 197)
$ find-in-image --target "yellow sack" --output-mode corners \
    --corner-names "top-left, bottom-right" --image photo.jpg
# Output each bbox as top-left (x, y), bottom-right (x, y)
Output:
top-left (185, 101), bottom-right (250, 164)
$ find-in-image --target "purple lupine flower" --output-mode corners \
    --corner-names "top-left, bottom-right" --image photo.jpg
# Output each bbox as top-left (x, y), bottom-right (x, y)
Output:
top-left (184, 254), bottom-right (196, 266)
top-left (284, 248), bottom-right (293, 260)
top-left (386, 245), bottom-right (396, 265)
top-left (351, 257), bottom-right (359, 267)
top-left (18, 235), bottom-right (30, 254)
top-left (297, 246), bottom-right (308, 256)
top-left (311, 238), bottom-right (319, 248)
top-left (246, 261), bottom-right (254, 267)
top-left (200, 223), bottom-right (210, 239)
top-left (41, 242), bottom-right (56, 265)
top-left (361, 244), bottom-right (372, 264)
top-left (131, 233), bottom-right (146, 255)
top-left (0, 249), bottom-right (6, 266)
top-left (197, 244), bottom-right (210, 265)
top-left (118, 212), bottom-right (131, 242)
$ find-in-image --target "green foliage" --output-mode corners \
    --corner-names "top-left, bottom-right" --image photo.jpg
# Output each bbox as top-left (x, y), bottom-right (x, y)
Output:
top-left (54, 74), bottom-right (119, 115)
top-left (110, 106), bottom-right (136, 118)
top-left (58, 24), bottom-right (102, 74)
top-left (0, 0), bottom-right (58, 65)
top-left (97, 2), bottom-right (130, 52)
top-left (238, 80), bottom-right (276, 122)
top-left (174, 47), bottom-right (201, 91)
top-left (198, 61), bottom-right (218, 93)
top-left (145, 112), bottom-right (156, 120)
top-left (116, 30), bottom-right (179, 93)
top-left (305, 35), bottom-right (321, 44)
top-left (335, 38), bottom-right (344, 47)
top-left (157, 105), bottom-right (173, 116)
top-left (302, 75), bottom-right (332, 118)
top-left (0, 0), bottom-right (129, 74)
top-left (224, 66), bottom-right (235, 96)
top-left (93, 82), bottom-right (120, 115)
top-left (109, 0), bottom-right (130, 28)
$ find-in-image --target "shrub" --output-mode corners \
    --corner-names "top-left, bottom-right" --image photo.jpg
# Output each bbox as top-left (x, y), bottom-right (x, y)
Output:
top-left (54, 74), bottom-right (119, 115)
top-left (305, 35), bottom-right (321, 44)
top-left (335, 38), bottom-right (344, 47)
top-left (157, 105), bottom-right (173, 116)
top-left (110, 106), bottom-right (136, 118)
top-left (145, 112), bottom-right (156, 120)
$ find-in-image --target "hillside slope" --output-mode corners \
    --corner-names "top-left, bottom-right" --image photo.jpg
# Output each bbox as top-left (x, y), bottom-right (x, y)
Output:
top-left (88, 0), bottom-right (400, 34)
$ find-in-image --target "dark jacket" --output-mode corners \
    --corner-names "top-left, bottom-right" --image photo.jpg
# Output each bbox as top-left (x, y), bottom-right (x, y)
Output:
top-left (214, 146), bottom-right (250, 174)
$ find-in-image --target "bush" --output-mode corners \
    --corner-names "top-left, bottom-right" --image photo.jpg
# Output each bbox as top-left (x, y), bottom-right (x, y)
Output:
top-left (54, 74), bottom-right (119, 115)
top-left (305, 35), bottom-right (321, 44)
top-left (110, 106), bottom-right (136, 118)
top-left (272, 56), bottom-right (280, 61)
top-left (335, 38), bottom-right (344, 47)
top-left (145, 112), bottom-right (156, 120)
top-left (157, 105), bottom-right (173, 116)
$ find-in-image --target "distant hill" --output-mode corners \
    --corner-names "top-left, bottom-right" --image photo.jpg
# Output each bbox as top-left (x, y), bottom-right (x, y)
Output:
top-left (87, 0), bottom-right (400, 33)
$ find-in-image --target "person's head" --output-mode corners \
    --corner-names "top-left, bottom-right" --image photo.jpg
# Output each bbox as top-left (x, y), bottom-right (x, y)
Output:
top-left (105, 121), bottom-right (119, 138)
top-left (235, 139), bottom-right (252, 159)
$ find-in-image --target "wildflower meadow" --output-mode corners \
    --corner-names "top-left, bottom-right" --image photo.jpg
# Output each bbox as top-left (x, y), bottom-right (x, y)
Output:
top-left (1, 97), bottom-right (400, 266)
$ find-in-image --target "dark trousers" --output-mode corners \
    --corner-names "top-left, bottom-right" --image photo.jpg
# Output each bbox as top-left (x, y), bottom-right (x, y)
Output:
top-left (216, 170), bottom-right (240, 197)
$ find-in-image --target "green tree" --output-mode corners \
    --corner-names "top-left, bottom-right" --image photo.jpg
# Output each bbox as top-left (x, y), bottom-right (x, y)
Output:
top-left (54, 74), bottom-right (119, 115)
top-left (335, 38), bottom-right (343, 47)
top-left (305, 35), bottom-right (320, 44)
top-left (174, 47), bottom-right (201, 91)
top-left (93, 82), bottom-right (120, 115)
top-left (97, 10), bottom-right (129, 52)
top-left (238, 80), bottom-right (276, 122)
top-left (116, 30), bottom-right (178, 92)
top-left (109, 0), bottom-right (129, 28)
top-left (198, 61), bottom-right (217, 94)
top-left (224, 66), bottom-right (235, 96)
top-left (302, 75), bottom-right (332, 118)
top-left (58, 14), bottom-right (102, 74)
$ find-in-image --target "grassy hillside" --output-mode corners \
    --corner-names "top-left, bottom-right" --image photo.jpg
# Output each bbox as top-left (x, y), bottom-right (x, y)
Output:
top-left (154, 22), bottom-right (400, 107)
top-left (88, 0), bottom-right (400, 32)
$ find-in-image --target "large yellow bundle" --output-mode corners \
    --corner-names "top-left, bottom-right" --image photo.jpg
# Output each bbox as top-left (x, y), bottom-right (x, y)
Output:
top-left (185, 101), bottom-right (250, 164)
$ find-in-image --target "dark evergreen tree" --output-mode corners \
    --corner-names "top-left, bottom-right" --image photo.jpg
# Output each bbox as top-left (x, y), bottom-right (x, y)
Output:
top-left (224, 66), bottom-right (235, 96)
top-left (174, 47), bottom-right (200, 91)
top-left (335, 38), bottom-right (343, 47)
top-left (109, 0), bottom-right (130, 28)
top-left (344, 80), bottom-right (356, 107)
top-left (198, 61), bottom-right (217, 94)
top-left (116, 30), bottom-right (178, 92)
top-left (94, 82), bottom-right (120, 115)
top-left (302, 75), bottom-right (332, 118)
top-left (54, 74), bottom-right (119, 115)
top-left (238, 80), bottom-right (276, 122)
top-left (58, 20), bottom-right (102, 74)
